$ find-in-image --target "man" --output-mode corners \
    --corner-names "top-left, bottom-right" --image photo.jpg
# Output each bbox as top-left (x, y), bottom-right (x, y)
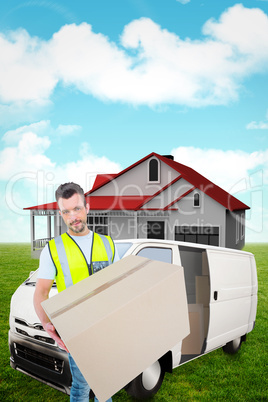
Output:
top-left (34, 182), bottom-right (119, 402)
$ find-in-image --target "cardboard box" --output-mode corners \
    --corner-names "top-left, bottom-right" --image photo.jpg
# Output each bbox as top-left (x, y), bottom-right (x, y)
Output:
top-left (42, 255), bottom-right (190, 402)
top-left (181, 304), bottom-right (204, 355)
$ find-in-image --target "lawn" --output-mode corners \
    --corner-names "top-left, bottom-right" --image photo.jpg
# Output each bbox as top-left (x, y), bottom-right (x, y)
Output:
top-left (0, 243), bottom-right (267, 401)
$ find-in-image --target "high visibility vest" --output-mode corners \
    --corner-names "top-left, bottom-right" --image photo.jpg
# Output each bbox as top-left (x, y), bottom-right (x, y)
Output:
top-left (48, 232), bottom-right (115, 292)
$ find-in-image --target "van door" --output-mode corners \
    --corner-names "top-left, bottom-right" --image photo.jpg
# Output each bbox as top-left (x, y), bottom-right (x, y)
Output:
top-left (205, 249), bottom-right (253, 352)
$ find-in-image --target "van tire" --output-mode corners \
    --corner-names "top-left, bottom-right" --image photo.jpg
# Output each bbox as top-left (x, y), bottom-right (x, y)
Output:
top-left (222, 337), bottom-right (242, 354)
top-left (125, 360), bottom-right (165, 399)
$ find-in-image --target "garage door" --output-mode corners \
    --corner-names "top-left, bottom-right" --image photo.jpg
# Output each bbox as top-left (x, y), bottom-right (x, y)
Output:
top-left (175, 226), bottom-right (219, 246)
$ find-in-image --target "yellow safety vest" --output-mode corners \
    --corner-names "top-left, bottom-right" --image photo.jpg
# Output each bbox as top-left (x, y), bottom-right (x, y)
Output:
top-left (48, 232), bottom-right (115, 292)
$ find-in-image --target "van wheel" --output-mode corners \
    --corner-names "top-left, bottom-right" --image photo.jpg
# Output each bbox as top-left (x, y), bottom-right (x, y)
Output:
top-left (222, 337), bottom-right (242, 354)
top-left (126, 360), bottom-right (165, 399)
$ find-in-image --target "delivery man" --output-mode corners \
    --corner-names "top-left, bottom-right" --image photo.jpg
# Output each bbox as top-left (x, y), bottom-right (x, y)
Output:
top-left (34, 182), bottom-right (119, 401)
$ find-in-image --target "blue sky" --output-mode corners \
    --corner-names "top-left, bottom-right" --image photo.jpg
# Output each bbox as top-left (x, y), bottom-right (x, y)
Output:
top-left (0, 0), bottom-right (267, 243)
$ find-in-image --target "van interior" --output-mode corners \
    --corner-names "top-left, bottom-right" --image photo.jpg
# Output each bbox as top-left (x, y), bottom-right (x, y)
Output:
top-left (179, 246), bottom-right (210, 363)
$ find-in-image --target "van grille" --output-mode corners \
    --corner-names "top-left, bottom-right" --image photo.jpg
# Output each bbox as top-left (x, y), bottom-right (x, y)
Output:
top-left (14, 343), bottom-right (64, 373)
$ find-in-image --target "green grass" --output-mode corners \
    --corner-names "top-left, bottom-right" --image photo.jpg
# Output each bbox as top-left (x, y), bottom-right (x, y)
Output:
top-left (0, 243), bottom-right (267, 401)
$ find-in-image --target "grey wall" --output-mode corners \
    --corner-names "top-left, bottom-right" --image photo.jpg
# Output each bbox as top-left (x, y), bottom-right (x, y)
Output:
top-left (226, 210), bottom-right (245, 250)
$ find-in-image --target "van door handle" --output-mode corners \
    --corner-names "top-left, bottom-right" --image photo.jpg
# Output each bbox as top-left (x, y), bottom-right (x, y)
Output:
top-left (214, 291), bottom-right (218, 301)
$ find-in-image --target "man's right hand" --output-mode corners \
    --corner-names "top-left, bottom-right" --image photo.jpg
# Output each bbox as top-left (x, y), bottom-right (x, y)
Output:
top-left (44, 322), bottom-right (69, 353)
top-left (34, 279), bottom-right (69, 353)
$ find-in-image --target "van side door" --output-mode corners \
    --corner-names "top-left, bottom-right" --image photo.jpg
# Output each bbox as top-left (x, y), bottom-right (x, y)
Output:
top-left (205, 249), bottom-right (253, 352)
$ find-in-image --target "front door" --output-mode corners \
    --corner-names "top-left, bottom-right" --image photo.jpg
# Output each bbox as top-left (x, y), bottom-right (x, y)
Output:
top-left (147, 221), bottom-right (165, 239)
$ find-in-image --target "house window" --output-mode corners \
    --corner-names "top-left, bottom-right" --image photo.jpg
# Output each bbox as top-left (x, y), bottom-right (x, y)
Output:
top-left (236, 214), bottom-right (245, 243)
top-left (87, 214), bottom-right (108, 235)
top-left (241, 213), bottom-right (245, 239)
top-left (194, 193), bottom-right (200, 207)
top-left (148, 158), bottom-right (159, 182)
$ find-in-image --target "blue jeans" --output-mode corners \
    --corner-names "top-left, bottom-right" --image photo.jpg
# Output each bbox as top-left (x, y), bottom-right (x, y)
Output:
top-left (68, 354), bottom-right (112, 402)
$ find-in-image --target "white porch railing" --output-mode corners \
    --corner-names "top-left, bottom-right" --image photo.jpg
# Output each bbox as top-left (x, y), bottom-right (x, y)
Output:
top-left (33, 238), bottom-right (52, 250)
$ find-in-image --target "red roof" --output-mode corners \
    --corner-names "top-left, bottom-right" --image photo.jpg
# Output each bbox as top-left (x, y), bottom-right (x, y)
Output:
top-left (25, 201), bottom-right (59, 210)
top-left (85, 196), bottom-right (150, 211)
top-left (25, 152), bottom-right (250, 212)
top-left (90, 174), bottom-right (118, 191)
top-left (86, 152), bottom-right (249, 211)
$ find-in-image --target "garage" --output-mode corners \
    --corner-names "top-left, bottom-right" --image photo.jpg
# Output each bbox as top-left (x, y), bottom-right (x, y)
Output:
top-left (175, 226), bottom-right (219, 246)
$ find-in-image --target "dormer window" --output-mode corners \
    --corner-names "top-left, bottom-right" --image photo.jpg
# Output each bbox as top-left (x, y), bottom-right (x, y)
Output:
top-left (148, 158), bottom-right (160, 182)
top-left (194, 192), bottom-right (200, 207)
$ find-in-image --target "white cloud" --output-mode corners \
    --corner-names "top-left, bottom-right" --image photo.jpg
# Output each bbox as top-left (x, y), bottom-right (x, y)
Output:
top-left (0, 29), bottom-right (57, 103)
top-left (0, 99), bottom-right (51, 127)
top-left (3, 120), bottom-right (50, 144)
top-left (56, 124), bottom-right (81, 136)
top-left (203, 5), bottom-right (268, 61)
top-left (2, 120), bottom-right (82, 144)
top-left (1, 129), bottom-right (121, 186)
top-left (246, 121), bottom-right (268, 130)
top-left (0, 184), bottom-right (34, 242)
top-left (170, 146), bottom-right (268, 192)
top-left (51, 148), bottom-right (121, 193)
top-left (176, 0), bottom-right (190, 4)
top-left (171, 146), bottom-right (268, 241)
top-left (0, 132), bottom-right (54, 181)
top-left (246, 110), bottom-right (268, 130)
top-left (246, 110), bottom-right (268, 129)
top-left (0, 4), bottom-right (267, 107)
top-left (1, 124), bottom-right (121, 239)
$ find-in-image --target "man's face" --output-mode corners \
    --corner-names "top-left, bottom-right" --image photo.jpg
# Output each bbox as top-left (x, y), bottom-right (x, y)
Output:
top-left (58, 193), bottom-right (89, 236)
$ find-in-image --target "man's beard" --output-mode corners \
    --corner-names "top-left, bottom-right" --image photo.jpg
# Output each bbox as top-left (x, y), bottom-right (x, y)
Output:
top-left (68, 219), bottom-right (87, 234)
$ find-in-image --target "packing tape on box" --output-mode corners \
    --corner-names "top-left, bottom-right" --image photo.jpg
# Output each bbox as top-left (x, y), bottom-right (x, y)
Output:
top-left (49, 259), bottom-right (151, 320)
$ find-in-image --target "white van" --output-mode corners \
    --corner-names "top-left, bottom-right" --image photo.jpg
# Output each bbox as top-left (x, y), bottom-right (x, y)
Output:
top-left (9, 239), bottom-right (258, 399)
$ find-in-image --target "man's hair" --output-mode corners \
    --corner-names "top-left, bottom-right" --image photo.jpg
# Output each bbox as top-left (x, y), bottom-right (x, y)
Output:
top-left (55, 182), bottom-right (86, 206)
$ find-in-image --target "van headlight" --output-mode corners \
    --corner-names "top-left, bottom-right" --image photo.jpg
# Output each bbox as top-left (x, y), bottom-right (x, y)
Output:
top-left (9, 313), bottom-right (16, 333)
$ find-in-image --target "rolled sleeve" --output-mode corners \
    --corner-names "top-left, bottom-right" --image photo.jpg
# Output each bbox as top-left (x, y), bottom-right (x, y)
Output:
top-left (37, 244), bottom-right (56, 280)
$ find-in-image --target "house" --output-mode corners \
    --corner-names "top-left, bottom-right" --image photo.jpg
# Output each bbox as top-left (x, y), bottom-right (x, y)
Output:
top-left (25, 152), bottom-right (250, 258)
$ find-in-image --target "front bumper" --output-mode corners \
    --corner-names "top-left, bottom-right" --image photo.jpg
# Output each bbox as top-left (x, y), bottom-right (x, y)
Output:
top-left (9, 330), bottom-right (72, 395)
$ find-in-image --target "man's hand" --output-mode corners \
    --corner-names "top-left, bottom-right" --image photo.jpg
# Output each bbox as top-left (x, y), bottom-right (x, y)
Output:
top-left (34, 279), bottom-right (69, 353)
top-left (44, 322), bottom-right (69, 353)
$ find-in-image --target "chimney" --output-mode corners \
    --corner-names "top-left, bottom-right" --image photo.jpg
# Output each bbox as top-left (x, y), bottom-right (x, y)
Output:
top-left (162, 155), bottom-right (174, 161)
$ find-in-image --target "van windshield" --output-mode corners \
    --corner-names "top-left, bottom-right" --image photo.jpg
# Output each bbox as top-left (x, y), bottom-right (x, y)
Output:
top-left (115, 242), bottom-right (133, 259)
top-left (24, 270), bottom-right (39, 285)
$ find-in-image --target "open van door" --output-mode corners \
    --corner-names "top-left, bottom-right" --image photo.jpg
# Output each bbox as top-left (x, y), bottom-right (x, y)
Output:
top-left (205, 249), bottom-right (254, 353)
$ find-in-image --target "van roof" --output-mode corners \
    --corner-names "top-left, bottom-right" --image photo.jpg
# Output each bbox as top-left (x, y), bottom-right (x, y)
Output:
top-left (114, 238), bottom-right (253, 256)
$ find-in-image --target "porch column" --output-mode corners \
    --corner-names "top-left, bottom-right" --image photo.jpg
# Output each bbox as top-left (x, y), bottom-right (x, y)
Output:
top-left (134, 212), bottom-right (138, 238)
top-left (30, 211), bottom-right (35, 252)
top-left (47, 214), bottom-right (52, 240)
top-left (54, 212), bottom-right (60, 237)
